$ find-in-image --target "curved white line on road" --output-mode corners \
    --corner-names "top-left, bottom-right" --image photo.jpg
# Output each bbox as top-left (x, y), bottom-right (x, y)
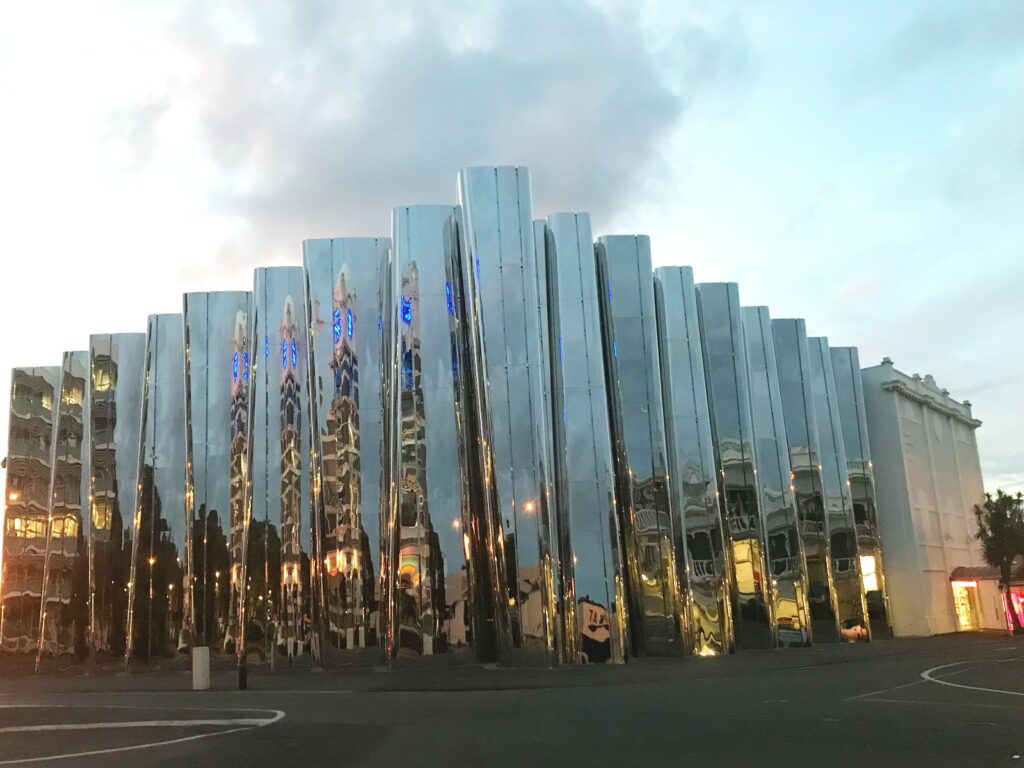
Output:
top-left (0, 708), bottom-right (284, 765)
top-left (920, 660), bottom-right (1024, 698)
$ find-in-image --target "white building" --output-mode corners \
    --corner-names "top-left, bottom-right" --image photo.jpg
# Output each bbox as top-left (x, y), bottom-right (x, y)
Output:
top-left (861, 358), bottom-right (1004, 635)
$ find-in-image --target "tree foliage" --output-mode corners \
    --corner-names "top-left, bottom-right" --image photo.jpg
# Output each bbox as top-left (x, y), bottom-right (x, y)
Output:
top-left (975, 490), bottom-right (1024, 634)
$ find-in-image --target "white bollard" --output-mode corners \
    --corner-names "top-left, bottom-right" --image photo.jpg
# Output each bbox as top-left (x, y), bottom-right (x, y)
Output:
top-left (192, 646), bottom-right (210, 691)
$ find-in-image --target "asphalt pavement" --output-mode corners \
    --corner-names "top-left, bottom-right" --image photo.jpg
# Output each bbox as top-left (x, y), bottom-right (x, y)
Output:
top-left (1, 633), bottom-right (1021, 767)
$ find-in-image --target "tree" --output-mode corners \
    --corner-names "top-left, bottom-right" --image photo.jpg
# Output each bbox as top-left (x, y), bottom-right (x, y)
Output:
top-left (975, 490), bottom-right (1024, 635)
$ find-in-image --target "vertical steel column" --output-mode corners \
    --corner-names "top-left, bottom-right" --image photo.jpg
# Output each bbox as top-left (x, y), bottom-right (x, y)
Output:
top-left (125, 315), bottom-right (188, 668)
top-left (597, 235), bottom-right (684, 657)
top-left (36, 352), bottom-right (89, 672)
top-left (807, 337), bottom-right (869, 640)
top-left (457, 166), bottom-right (559, 667)
top-left (695, 283), bottom-right (774, 650)
top-left (771, 319), bottom-right (841, 642)
top-left (655, 267), bottom-right (733, 656)
top-left (87, 333), bottom-right (146, 663)
top-left (305, 237), bottom-right (391, 667)
top-left (1, 366), bottom-right (61, 671)
top-left (830, 345), bottom-right (892, 638)
top-left (741, 307), bottom-right (811, 647)
top-left (545, 214), bottom-right (627, 664)
top-left (183, 292), bottom-right (253, 657)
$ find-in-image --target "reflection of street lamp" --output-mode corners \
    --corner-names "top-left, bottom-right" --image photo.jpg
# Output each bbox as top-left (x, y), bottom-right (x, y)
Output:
top-left (524, 501), bottom-right (535, 514)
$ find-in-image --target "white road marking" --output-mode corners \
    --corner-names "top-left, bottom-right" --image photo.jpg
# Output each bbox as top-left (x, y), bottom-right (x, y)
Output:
top-left (0, 706), bottom-right (283, 765)
top-left (843, 679), bottom-right (927, 701)
top-left (920, 660), bottom-right (1024, 698)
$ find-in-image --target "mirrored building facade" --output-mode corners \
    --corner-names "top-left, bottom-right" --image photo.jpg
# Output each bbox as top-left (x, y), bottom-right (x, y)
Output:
top-left (2, 163), bottom-right (897, 676)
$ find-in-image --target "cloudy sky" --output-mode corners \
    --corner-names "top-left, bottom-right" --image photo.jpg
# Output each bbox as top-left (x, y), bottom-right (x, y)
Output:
top-left (0, 0), bottom-right (1020, 495)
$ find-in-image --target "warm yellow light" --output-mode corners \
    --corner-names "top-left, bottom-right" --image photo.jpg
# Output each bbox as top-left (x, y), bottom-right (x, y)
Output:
top-left (524, 501), bottom-right (535, 514)
top-left (148, 556), bottom-right (156, 566)
top-left (951, 579), bottom-right (977, 589)
top-left (452, 518), bottom-right (461, 530)
top-left (8, 492), bottom-right (19, 502)
top-left (859, 555), bottom-right (878, 592)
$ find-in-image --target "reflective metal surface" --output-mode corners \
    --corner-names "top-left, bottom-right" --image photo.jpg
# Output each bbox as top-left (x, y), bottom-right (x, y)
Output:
top-left (545, 214), bottom-right (627, 664)
top-left (695, 283), bottom-right (773, 649)
top-left (807, 337), bottom-right (869, 640)
top-left (830, 345), bottom-right (891, 638)
top-left (387, 206), bottom-right (494, 665)
top-left (125, 316), bottom-right (188, 666)
top-left (36, 353), bottom-right (90, 671)
top-left (87, 333), bottom-right (146, 662)
top-left (654, 267), bottom-right (732, 656)
top-left (183, 292), bottom-right (252, 655)
top-left (238, 268), bottom-right (313, 668)
top-left (597, 235), bottom-right (684, 657)
top-left (771, 319), bottom-right (841, 642)
top-left (125, 315), bottom-right (189, 663)
top-left (305, 237), bottom-right (390, 666)
top-left (457, 166), bottom-right (559, 666)
top-left (741, 307), bottom-right (810, 647)
top-left (1, 366), bottom-right (61, 669)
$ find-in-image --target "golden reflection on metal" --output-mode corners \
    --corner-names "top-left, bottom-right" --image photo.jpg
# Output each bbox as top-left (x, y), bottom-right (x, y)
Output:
top-left (305, 238), bottom-right (390, 666)
top-left (35, 353), bottom-right (89, 672)
top-left (830, 345), bottom-right (892, 638)
top-left (655, 267), bottom-right (733, 656)
top-left (807, 337), bottom-right (869, 641)
top-left (695, 284), bottom-right (774, 650)
top-left (741, 307), bottom-right (811, 646)
top-left (87, 333), bottom-right (146, 663)
top-left (597, 236), bottom-right (685, 657)
top-left (1, 366), bottom-right (61, 671)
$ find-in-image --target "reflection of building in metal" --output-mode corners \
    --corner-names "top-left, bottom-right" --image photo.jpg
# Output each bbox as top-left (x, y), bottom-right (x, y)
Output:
top-left (861, 361), bottom-right (1002, 635)
top-left (772, 319), bottom-right (842, 643)
top-left (1, 366), bottom-right (60, 665)
top-left (457, 168), bottom-right (559, 667)
top-left (387, 205), bottom-right (484, 665)
top-left (741, 306), bottom-right (810, 647)
top-left (305, 237), bottom-right (389, 665)
top-left (542, 213), bottom-right (627, 664)
top-left (126, 315), bottom-right (188, 666)
top-left (830, 346), bottom-right (893, 639)
top-left (696, 283), bottom-right (774, 650)
top-left (655, 266), bottom-right (733, 656)
top-left (184, 291), bottom-right (252, 655)
top-left (37, 352), bottom-right (89, 669)
top-left (597, 235), bottom-right (684, 658)
top-left (88, 333), bottom-right (146, 661)
top-left (807, 337), bottom-right (869, 639)
top-left (4, 162), bottom-right (947, 674)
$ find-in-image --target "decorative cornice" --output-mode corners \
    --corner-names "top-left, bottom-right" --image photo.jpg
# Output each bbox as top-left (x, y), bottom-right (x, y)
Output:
top-left (881, 378), bottom-right (982, 429)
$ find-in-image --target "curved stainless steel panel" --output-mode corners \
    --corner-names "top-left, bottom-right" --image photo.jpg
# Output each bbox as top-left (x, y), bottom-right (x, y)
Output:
top-left (35, 354), bottom-right (89, 671)
top-left (87, 333), bottom-right (146, 663)
top-left (597, 235), bottom-right (684, 657)
top-left (807, 337), bottom-right (869, 640)
top-left (830, 345), bottom-right (891, 638)
top-left (546, 214), bottom-right (627, 664)
top-left (183, 292), bottom-right (252, 656)
top-left (771, 319), bottom-right (840, 642)
top-left (240, 268), bottom-right (313, 667)
top-left (1, 366), bottom-right (61, 669)
top-left (655, 267), bottom-right (733, 656)
top-left (304, 239), bottom-right (389, 667)
top-left (741, 307), bottom-right (810, 647)
top-left (125, 316), bottom-right (188, 666)
top-left (387, 205), bottom-right (495, 665)
top-left (695, 284), bottom-right (774, 650)
top-left (457, 166), bottom-right (559, 666)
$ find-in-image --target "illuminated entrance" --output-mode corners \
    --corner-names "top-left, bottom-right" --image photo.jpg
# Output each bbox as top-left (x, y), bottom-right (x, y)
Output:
top-left (951, 580), bottom-right (979, 631)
